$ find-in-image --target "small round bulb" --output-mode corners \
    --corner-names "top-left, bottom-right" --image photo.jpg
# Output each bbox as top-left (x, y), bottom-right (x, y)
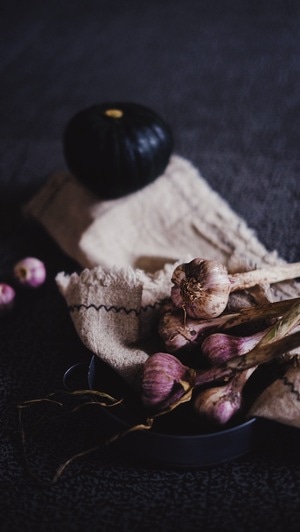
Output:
top-left (0, 283), bottom-right (16, 313)
top-left (13, 257), bottom-right (46, 288)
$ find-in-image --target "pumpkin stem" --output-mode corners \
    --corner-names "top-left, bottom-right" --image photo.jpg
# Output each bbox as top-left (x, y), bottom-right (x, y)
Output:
top-left (104, 109), bottom-right (123, 118)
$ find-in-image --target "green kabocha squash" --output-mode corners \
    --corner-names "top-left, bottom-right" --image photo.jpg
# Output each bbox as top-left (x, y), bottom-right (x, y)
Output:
top-left (63, 101), bottom-right (174, 199)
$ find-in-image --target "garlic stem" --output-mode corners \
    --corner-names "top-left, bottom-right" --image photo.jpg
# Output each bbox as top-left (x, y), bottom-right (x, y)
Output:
top-left (255, 298), bottom-right (300, 348)
top-left (193, 329), bottom-right (300, 392)
top-left (196, 299), bottom-right (300, 385)
top-left (217, 297), bottom-right (300, 330)
top-left (159, 297), bottom-right (300, 353)
top-left (200, 298), bottom-right (300, 383)
top-left (229, 262), bottom-right (300, 292)
top-left (201, 290), bottom-right (300, 364)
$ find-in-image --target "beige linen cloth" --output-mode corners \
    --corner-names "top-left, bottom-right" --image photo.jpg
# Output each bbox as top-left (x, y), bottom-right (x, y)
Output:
top-left (26, 155), bottom-right (300, 427)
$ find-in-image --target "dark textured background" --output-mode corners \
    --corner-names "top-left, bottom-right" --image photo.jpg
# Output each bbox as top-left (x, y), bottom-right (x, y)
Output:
top-left (1, 1), bottom-right (300, 531)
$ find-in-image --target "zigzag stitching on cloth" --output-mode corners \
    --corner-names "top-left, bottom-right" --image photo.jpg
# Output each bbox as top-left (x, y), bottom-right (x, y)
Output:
top-left (68, 301), bottom-right (163, 316)
top-left (280, 375), bottom-right (300, 402)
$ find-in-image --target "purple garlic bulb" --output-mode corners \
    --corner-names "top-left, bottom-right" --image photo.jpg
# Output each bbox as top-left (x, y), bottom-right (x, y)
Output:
top-left (0, 283), bottom-right (16, 313)
top-left (141, 352), bottom-right (196, 410)
top-left (201, 329), bottom-right (268, 365)
top-left (193, 367), bottom-right (255, 425)
top-left (171, 258), bottom-right (231, 319)
top-left (13, 257), bottom-right (46, 288)
top-left (193, 384), bottom-right (242, 425)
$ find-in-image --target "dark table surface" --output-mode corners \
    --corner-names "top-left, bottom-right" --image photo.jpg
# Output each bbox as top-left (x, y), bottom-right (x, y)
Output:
top-left (1, 1), bottom-right (300, 531)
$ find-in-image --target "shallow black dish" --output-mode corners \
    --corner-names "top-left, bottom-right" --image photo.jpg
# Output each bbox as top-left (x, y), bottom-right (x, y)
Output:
top-left (63, 356), bottom-right (257, 468)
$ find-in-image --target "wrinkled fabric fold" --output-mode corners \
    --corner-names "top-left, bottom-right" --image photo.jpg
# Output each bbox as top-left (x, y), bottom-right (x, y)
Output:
top-left (28, 154), bottom-right (300, 425)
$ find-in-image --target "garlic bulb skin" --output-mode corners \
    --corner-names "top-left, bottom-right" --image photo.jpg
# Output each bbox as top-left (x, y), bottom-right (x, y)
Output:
top-left (171, 258), bottom-right (231, 319)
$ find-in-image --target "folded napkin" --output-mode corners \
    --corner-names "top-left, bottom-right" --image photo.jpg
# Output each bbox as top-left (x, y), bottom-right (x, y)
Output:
top-left (26, 155), bottom-right (300, 427)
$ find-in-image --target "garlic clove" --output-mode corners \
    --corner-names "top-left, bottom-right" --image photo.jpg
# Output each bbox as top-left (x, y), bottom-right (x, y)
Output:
top-left (171, 258), bottom-right (231, 319)
top-left (13, 257), bottom-right (46, 288)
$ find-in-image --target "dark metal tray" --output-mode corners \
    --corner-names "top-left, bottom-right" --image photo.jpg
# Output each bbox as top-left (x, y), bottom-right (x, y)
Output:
top-left (63, 355), bottom-right (258, 468)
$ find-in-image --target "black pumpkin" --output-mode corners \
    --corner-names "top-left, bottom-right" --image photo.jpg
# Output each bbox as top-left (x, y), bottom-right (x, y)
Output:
top-left (63, 101), bottom-right (174, 199)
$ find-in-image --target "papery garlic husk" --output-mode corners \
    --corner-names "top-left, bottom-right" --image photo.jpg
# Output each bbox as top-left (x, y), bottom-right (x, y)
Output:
top-left (171, 258), bottom-right (231, 319)
top-left (140, 352), bottom-right (196, 410)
